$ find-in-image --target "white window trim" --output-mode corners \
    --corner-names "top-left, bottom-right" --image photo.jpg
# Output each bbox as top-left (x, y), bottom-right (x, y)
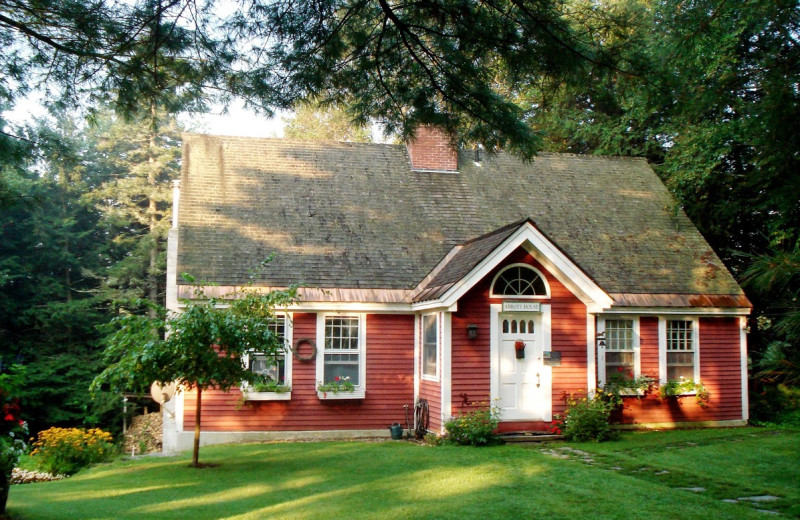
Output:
top-left (241, 313), bottom-right (293, 401)
top-left (421, 312), bottom-right (440, 382)
top-left (597, 316), bottom-right (641, 392)
top-left (316, 313), bottom-right (367, 400)
top-left (489, 263), bottom-right (551, 299)
top-left (659, 316), bottom-right (700, 390)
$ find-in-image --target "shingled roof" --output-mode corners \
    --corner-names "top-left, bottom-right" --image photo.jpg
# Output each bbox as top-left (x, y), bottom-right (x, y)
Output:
top-left (177, 134), bottom-right (745, 304)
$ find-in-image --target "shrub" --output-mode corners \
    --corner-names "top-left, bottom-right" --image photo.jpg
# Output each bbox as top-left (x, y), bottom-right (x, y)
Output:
top-left (562, 394), bottom-right (617, 442)
top-left (443, 405), bottom-right (500, 446)
top-left (30, 427), bottom-right (115, 475)
top-left (423, 432), bottom-right (442, 446)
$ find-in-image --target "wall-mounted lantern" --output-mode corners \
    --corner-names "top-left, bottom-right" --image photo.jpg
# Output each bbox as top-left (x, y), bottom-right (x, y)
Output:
top-left (596, 331), bottom-right (606, 349)
top-left (467, 324), bottom-right (479, 339)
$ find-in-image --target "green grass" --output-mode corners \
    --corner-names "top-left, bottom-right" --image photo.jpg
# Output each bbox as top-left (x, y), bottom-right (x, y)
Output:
top-left (8, 427), bottom-right (798, 520)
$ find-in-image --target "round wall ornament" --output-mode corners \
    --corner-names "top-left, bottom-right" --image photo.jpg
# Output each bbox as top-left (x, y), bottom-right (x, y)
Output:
top-left (292, 338), bottom-right (317, 362)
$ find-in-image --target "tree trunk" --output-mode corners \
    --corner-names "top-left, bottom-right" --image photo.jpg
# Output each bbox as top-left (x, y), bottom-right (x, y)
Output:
top-left (192, 386), bottom-right (202, 467)
top-left (0, 465), bottom-right (9, 515)
top-left (147, 103), bottom-right (159, 318)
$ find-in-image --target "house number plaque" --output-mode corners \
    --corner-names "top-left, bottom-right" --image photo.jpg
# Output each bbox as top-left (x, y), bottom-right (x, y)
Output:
top-left (502, 302), bottom-right (541, 312)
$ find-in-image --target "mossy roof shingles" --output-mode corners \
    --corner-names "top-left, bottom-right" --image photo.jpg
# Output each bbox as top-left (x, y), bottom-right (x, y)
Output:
top-left (177, 134), bottom-right (743, 299)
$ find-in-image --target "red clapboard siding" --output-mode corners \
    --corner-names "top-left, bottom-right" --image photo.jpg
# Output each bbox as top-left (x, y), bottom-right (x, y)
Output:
top-left (619, 317), bottom-right (744, 423)
top-left (640, 317), bottom-right (659, 379)
top-left (451, 248), bottom-right (588, 421)
top-left (184, 313), bottom-right (416, 432)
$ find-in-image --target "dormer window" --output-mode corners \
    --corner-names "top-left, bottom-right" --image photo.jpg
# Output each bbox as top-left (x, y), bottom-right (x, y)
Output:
top-left (490, 263), bottom-right (549, 298)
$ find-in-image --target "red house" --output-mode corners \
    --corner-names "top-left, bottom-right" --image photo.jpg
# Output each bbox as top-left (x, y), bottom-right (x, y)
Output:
top-left (162, 128), bottom-right (751, 451)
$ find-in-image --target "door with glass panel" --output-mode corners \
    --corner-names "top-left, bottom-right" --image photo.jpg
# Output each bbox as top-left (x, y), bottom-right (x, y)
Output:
top-left (498, 313), bottom-right (548, 420)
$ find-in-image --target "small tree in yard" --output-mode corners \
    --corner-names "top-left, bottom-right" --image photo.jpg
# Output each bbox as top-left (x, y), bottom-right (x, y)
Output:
top-left (92, 285), bottom-right (298, 467)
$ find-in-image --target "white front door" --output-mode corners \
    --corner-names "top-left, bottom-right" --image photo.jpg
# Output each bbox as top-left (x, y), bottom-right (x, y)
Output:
top-left (497, 312), bottom-right (551, 420)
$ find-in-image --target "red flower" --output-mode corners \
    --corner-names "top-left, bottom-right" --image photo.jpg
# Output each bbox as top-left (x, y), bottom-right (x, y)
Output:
top-left (617, 367), bottom-right (624, 372)
top-left (514, 340), bottom-right (525, 351)
top-left (4, 414), bottom-right (14, 422)
top-left (335, 376), bottom-right (340, 381)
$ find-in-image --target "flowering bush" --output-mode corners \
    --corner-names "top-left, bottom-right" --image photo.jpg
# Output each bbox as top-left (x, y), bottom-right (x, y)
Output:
top-left (317, 376), bottom-right (355, 393)
top-left (443, 404), bottom-right (500, 446)
top-left (31, 427), bottom-right (115, 475)
top-left (549, 415), bottom-right (565, 435)
top-left (0, 366), bottom-right (28, 514)
top-left (562, 393), bottom-right (618, 442)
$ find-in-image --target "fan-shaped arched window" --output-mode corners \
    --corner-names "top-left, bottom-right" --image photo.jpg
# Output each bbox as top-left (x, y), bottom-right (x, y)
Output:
top-left (490, 264), bottom-right (549, 298)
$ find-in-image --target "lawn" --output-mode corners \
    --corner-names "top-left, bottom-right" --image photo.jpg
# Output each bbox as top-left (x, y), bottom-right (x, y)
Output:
top-left (8, 427), bottom-right (798, 520)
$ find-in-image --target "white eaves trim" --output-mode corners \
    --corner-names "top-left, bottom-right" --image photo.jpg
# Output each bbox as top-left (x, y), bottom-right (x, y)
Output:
top-left (601, 306), bottom-right (751, 316)
top-left (412, 221), bottom-right (613, 312)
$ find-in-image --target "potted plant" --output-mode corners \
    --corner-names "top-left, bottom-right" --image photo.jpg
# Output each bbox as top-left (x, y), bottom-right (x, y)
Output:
top-left (514, 340), bottom-right (526, 359)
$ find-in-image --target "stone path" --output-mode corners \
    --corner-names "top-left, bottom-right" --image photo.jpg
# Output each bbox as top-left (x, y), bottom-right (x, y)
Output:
top-left (535, 445), bottom-right (785, 516)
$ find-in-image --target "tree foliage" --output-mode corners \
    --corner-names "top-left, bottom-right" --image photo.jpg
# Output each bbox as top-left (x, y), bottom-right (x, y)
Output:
top-left (1, 0), bottom-right (641, 156)
top-left (0, 109), bottom-right (182, 434)
top-left (93, 287), bottom-right (298, 466)
top-left (284, 100), bottom-right (372, 142)
top-left (527, 0), bottom-right (799, 386)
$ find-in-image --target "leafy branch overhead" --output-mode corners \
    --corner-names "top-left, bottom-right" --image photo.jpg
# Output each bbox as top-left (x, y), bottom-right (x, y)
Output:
top-left (1, 0), bottom-right (635, 157)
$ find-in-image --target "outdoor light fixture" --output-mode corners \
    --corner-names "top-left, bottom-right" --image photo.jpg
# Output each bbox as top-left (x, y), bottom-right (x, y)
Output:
top-left (467, 324), bottom-right (479, 339)
top-left (596, 331), bottom-right (606, 349)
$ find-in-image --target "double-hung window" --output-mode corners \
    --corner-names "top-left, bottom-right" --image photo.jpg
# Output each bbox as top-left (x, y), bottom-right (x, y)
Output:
top-left (317, 315), bottom-right (366, 398)
top-left (422, 314), bottom-right (438, 379)
top-left (598, 317), bottom-right (639, 386)
top-left (665, 319), bottom-right (698, 381)
top-left (243, 315), bottom-right (292, 399)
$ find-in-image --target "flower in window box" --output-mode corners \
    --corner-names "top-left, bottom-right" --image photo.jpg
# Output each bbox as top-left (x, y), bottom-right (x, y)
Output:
top-left (317, 376), bottom-right (355, 395)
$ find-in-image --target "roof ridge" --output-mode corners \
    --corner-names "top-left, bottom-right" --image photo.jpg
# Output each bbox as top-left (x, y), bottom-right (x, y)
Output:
top-left (459, 219), bottom-right (530, 246)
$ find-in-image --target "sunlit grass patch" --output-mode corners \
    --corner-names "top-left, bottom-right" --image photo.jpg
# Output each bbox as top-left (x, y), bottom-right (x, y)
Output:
top-left (8, 429), bottom-right (797, 520)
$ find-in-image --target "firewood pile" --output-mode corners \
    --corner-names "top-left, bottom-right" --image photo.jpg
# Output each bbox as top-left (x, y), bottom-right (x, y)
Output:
top-left (124, 411), bottom-right (163, 455)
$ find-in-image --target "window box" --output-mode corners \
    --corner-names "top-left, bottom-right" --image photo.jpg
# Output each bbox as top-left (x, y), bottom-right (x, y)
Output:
top-left (242, 390), bottom-right (292, 401)
top-left (317, 388), bottom-right (366, 400)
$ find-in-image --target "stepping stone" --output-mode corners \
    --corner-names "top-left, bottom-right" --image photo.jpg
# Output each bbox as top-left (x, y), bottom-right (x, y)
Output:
top-left (754, 509), bottom-right (780, 515)
top-left (721, 499), bottom-right (739, 504)
top-left (610, 466), bottom-right (623, 471)
top-left (678, 487), bottom-right (706, 493)
top-left (655, 470), bottom-right (670, 475)
top-left (738, 496), bottom-right (780, 503)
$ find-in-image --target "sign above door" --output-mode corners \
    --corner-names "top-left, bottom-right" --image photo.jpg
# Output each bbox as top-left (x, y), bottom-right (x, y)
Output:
top-left (502, 301), bottom-right (541, 312)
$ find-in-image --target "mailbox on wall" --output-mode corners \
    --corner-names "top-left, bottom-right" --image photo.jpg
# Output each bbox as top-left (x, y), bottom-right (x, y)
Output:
top-left (543, 351), bottom-right (562, 366)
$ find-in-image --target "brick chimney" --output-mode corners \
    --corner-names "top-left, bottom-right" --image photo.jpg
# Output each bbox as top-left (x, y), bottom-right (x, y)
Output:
top-left (406, 126), bottom-right (458, 171)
